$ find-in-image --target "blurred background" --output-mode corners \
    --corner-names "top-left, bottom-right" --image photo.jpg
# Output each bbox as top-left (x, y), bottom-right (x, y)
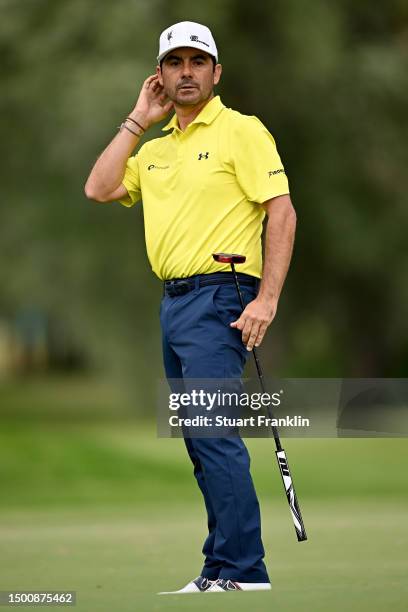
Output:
top-left (0, 1), bottom-right (407, 610)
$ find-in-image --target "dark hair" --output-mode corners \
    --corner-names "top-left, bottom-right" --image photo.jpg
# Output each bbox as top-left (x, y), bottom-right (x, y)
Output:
top-left (160, 55), bottom-right (216, 71)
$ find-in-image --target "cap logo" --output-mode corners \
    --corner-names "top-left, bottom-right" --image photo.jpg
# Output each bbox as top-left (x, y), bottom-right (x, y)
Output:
top-left (167, 30), bottom-right (173, 44)
top-left (190, 34), bottom-right (209, 48)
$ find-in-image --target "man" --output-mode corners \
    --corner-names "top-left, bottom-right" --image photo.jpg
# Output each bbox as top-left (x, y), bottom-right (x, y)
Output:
top-left (85, 21), bottom-right (296, 594)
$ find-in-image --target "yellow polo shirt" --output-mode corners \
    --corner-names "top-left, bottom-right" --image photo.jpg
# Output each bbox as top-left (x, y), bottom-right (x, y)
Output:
top-left (118, 95), bottom-right (289, 280)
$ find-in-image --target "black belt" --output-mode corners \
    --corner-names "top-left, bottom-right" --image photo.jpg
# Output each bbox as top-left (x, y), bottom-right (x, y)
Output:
top-left (163, 272), bottom-right (259, 297)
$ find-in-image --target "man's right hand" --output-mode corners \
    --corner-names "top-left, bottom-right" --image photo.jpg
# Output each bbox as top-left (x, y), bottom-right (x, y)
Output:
top-left (129, 75), bottom-right (174, 130)
top-left (84, 75), bottom-right (173, 203)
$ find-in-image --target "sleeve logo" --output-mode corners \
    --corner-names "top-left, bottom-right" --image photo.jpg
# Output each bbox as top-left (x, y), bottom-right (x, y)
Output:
top-left (268, 169), bottom-right (285, 177)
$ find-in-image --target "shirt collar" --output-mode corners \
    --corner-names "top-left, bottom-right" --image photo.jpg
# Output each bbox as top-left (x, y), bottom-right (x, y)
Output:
top-left (162, 95), bottom-right (225, 132)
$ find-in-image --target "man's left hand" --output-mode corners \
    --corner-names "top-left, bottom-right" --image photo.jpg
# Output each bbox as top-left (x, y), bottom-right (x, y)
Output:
top-left (230, 298), bottom-right (277, 351)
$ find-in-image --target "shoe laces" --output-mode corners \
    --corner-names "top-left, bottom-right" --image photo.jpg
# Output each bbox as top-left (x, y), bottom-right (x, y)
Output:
top-left (200, 577), bottom-right (217, 590)
top-left (215, 578), bottom-right (240, 590)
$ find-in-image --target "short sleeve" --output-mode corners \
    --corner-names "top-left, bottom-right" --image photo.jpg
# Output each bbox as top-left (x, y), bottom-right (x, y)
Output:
top-left (230, 115), bottom-right (289, 204)
top-left (117, 154), bottom-right (142, 207)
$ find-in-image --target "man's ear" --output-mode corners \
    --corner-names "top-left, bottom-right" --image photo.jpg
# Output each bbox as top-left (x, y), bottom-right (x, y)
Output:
top-left (213, 63), bottom-right (222, 86)
top-left (156, 65), bottom-right (163, 87)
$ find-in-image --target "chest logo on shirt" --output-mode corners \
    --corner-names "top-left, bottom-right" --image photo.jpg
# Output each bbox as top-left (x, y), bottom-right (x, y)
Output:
top-left (198, 152), bottom-right (209, 160)
top-left (147, 164), bottom-right (170, 170)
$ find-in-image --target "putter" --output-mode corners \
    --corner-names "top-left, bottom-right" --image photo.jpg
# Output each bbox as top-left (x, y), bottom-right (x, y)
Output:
top-left (212, 252), bottom-right (307, 542)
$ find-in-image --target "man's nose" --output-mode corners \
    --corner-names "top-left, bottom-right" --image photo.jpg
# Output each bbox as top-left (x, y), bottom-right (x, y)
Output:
top-left (181, 60), bottom-right (193, 77)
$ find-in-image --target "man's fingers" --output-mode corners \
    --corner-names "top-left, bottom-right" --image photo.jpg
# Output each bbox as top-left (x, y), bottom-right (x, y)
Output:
top-left (244, 321), bottom-right (261, 351)
top-left (144, 75), bottom-right (159, 88)
top-left (230, 315), bottom-right (245, 329)
top-left (230, 313), bottom-right (266, 350)
top-left (151, 80), bottom-right (163, 92)
top-left (230, 314), bottom-right (260, 348)
top-left (254, 323), bottom-right (268, 348)
top-left (230, 300), bottom-right (274, 349)
top-left (241, 318), bottom-right (254, 346)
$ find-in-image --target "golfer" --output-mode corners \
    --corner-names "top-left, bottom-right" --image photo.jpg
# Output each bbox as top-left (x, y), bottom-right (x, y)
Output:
top-left (85, 21), bottom-right (296, 594)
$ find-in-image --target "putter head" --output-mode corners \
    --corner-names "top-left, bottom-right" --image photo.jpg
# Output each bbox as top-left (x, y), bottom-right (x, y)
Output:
top-left (212, 252), bottom-right (246, 264)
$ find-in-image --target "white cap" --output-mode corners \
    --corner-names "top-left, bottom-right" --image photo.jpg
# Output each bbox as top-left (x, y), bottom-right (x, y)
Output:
top-left (157, 21), bottom-right (218, 64)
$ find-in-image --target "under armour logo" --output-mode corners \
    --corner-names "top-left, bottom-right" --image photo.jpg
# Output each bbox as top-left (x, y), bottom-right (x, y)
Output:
top-left (198, 152), bottom-right (209, 160)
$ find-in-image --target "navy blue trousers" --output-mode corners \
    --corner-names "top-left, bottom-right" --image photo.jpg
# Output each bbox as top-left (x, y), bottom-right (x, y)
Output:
top-left (160, 275), bottom-right (269, 583)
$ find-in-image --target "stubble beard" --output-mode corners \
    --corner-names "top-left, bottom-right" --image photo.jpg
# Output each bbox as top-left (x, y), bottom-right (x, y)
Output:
top-left (166, 82), bottom-right (213, 108)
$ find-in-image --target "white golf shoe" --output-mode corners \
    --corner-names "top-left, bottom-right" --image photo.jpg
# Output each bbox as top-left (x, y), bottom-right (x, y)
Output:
top-left (207, 578), bottom-right (272, 592)
top-left (158, 576), bottom-right (217, 595)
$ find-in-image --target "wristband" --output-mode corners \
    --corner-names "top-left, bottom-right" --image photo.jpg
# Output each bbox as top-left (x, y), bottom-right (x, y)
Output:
top-left (126, 116), bottom-right (146, 132)
top-left (118, 122), bottom-right (143, 137)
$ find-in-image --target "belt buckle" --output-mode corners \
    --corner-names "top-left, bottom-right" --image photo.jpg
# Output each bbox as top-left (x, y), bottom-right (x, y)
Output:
top-left (174, 280), bottom-right (190, 295)
top-left (166, 279), bottom-right (190, 297)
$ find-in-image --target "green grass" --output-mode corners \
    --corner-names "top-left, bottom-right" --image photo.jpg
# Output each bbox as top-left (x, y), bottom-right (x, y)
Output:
top-left (0, 376), bottom-right (407, 611)
top-left (0, 422), bottom-right (407, 508)
top-left (0, 501), bottom-right (407, 611)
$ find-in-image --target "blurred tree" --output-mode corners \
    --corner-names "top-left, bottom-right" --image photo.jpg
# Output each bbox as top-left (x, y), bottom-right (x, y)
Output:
top-left (0, 0), bottom-right (407, 413)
